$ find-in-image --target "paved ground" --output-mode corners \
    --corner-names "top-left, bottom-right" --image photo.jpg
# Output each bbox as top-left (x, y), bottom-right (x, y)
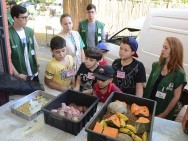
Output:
top-left (27, 15), bottom-right (62, 85)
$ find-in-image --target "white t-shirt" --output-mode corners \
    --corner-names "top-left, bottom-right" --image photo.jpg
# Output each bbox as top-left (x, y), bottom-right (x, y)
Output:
top-left (16, 29), bottom-right (33, 76)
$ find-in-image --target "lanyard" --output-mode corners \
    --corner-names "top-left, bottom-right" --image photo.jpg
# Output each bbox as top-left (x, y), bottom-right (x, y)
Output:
top-left (70, 33), bottom-right (77, 52)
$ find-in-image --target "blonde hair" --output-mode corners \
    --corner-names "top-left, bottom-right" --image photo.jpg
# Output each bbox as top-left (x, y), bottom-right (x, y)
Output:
top-left (159, 37), bottom-right (184, 71)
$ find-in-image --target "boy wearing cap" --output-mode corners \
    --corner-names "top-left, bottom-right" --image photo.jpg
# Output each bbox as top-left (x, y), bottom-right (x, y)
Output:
top-left (112, 37), bottom-right (146, 97)
top-left (93, 65), bottom-right (122, 102)
top-left (97, 42), bottom-right (109, 66)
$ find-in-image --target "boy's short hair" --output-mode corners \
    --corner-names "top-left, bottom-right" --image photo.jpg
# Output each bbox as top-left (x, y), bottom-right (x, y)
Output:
top-left (11, 5), bottom-right (27, 18)
top-left (50, 36), bottom-right (66, 50)
top-left (85, 47), bottom-right (103, 61)
top-left (121, 37), bottom-right (138, 57)
top-left (86, 4), bottom-right (96, 11)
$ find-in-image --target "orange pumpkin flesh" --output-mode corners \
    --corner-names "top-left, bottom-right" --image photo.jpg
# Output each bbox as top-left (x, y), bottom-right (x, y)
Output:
top-left (136, 117), bottom-right (150, 123)
top-left (135, 117), bottom-right (150, 133)
top-left (105, 114), bottom-right (121, 128)
top-left (102, 126), bottom-right (118, 138)
top-left (131, 103), bottom-right (149, 117)
top-left (93, 122), bottom-right (103, 133)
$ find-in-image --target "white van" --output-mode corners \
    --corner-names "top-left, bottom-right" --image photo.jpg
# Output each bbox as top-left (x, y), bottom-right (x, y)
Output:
top-left (105, 8), bottom-right (188, 89)
top-left (137, 9), bottom-right (188, 89)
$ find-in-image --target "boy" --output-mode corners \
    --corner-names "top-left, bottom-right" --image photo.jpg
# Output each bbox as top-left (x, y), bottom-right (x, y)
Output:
top-left (78, 4), bottom-right (105, 50)
top-left (45, 36), bottom-right (75, 92)
top-left (112, 37), bottom-right (146, 97)
top-left (9, 5), bottom-right (39, 81)
top-left (93, 65), bottom-right (122, 102)
top-left (74, 47), bottom-right (103, 94)
top-left (97, 42), bottom-right (109, 66)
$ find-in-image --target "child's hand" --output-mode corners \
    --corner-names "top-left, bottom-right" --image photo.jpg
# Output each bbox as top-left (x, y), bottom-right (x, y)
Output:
top-left (73, 87), bottom-right (79, 91)
top-left (82, 89), bottom-right (93, 95)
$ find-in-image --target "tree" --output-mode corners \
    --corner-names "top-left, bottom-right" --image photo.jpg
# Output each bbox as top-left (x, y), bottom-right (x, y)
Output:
top-left (63, 0), bottom-right (92, 30)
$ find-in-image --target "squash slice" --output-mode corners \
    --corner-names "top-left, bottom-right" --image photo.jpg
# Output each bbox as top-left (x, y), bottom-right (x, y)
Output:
top-left (93, 122), bottom-right (103, 133)
top-left (102, 126), bottom-right (118, 138)
top-left (105, 114), bottom-right (121, 128)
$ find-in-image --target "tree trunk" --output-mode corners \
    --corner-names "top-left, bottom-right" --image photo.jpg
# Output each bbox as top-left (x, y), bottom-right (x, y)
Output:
top-left (63, 0), bottom-right (92, 30)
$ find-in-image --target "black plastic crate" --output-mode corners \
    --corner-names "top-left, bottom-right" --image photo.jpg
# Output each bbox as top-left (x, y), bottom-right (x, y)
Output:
top-left (0, 91), bottom-right (9, 106)
top-left (42, 89), bottom-right (99, 135)
top-left (85, 92), bottom-right (156, 141)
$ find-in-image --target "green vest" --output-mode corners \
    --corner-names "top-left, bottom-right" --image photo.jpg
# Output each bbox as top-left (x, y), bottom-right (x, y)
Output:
top-left (144, 62), bottom-right (187, 120)
top-left (9, 26), bottom-right (38, 75)
top-left (78, 19), bottom-right (105, 50)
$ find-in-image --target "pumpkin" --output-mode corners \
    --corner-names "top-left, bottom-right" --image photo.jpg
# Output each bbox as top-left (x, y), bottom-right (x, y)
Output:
top-left (131, 103), bottom-right (140, 114)
top-left (93, 122), bottom-right (103, 133)
top-left (107, 101), bottom-right (127, 114)
top-left (134, 106), bottom-right (149, 117)
top-left (118, 133), bottom-right (133, 141)
top-left (115, 100), bottom-right (127, 107)
top-left (142, 132), bottom-right (148, 141)
top-left (135, 117), bottom-right (150, 133)
top-left (102, 126), bottom-right (118, 138)
top-left (105, 114), bottom-right (121, 128)
top-left (131, 103), bottom-right (149, 117)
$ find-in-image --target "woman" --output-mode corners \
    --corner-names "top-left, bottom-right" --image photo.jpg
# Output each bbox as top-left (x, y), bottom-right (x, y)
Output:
top-left (58, 13), bottom-right (85, 72)
top-left (144, 37), bottom-right (187, 120)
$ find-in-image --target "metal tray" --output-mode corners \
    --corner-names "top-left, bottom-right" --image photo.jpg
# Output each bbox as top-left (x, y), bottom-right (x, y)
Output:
top-left (10, 90), bottom-right (55, 121)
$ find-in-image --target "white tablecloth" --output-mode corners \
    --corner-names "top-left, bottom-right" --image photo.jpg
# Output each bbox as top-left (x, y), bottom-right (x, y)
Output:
top-left (0, 93), bottom-right (188, 141)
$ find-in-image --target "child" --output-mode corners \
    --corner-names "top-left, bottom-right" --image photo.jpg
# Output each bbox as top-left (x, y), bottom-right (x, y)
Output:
top-left (93, 65), bottom-right (122, 102)
top-left (97, 42), bottom-right (109, 66)
top-left (112, 37), bottom-right (146, 97)
top-left (45, 36), bottom-right (75, 92)
top-left (74, 47), bottom-right (103, 94)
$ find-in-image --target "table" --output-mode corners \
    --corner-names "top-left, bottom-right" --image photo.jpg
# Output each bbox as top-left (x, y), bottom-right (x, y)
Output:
top-left (0, 93), bottom-right (188, 141)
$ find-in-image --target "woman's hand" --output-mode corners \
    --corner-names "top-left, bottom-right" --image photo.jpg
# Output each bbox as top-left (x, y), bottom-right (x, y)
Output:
top-left (156, 112), bottom-right (167, 118)
top-left (15, 73), bottom-right (27, 80)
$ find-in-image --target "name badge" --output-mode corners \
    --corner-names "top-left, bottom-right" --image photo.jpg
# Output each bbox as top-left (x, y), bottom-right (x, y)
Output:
top-left (98, 36), bottom-right (101, 42)
top-left (155, 91), bottom-right (166, 99)
top-left (31, 50), bottom-right (35, 55)
top-left (87, 72), bottom-right (95, 80)
top-left (67, 69), bottom-right (75, 77)
top-left (117, 71), bottom-right (125, 78)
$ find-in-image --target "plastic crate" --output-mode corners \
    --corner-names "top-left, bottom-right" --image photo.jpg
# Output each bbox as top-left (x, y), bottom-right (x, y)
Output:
top-left (42, 89), bottom-right (99, 136)
top-left (0, 91), bottom-right (9, 106)
top-left (85, 92), bottom-right (156, 141)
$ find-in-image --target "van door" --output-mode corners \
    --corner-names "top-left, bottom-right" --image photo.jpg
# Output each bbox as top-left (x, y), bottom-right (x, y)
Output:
top-left (137, 9), bottom-right (188, 89)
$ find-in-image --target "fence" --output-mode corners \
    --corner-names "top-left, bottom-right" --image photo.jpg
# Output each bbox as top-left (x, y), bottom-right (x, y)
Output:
top-left (35, 0), bottom-right (188, 46)
top-left (93, 0), bottom-right (188, 34)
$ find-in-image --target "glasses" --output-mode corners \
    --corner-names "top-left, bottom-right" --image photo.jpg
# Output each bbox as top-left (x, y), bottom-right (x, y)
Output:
top-left (87, 11), bottom-right (95, 14)
top-left (18, 16), bottom-right (29, 20)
